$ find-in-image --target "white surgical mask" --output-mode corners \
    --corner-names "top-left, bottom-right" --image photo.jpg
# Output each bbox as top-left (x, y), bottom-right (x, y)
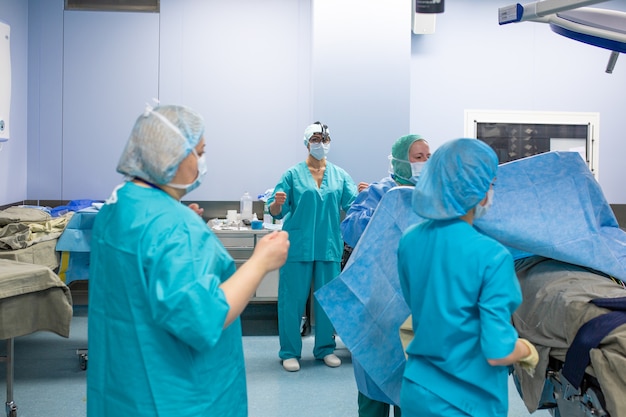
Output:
top-left (310, 143), bottom-right (330, 160)
top-left (410, 161), bottom-right (427, 184)
top-left (474, 188), bottom-right (494, 219)
top-left (168, 149), bottom-right (207, 194)
top-left (388, 155), bottom-right (426, 185)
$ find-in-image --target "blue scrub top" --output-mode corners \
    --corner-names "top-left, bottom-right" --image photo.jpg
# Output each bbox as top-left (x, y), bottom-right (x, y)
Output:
top-left (340, 176), bottom-right (399, 248)
top-left (268, 161), bottom-right (357, 262)
top-left (398, 218), bottom-right (521, 416)
top-left (88, 182), bottom-right (246, 417)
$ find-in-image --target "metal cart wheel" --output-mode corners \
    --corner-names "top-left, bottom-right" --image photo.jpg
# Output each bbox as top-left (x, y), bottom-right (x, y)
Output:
top-left (76, 349), bottom-right (88, 371)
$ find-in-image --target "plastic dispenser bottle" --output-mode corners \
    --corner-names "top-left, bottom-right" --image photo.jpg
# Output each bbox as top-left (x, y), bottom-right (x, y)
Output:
top-left (240, 192), bottom-right (253, 221)
top-left (263, 201), bottom-right (272, 224)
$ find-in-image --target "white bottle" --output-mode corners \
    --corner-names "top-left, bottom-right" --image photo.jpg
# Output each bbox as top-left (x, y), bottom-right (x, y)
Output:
top-left (263, 202), bottom-right (272, 224)
top-left (240, 192), bottom-right (253, 221)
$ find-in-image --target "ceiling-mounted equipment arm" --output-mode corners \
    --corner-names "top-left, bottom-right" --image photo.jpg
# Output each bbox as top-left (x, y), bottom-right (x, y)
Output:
top-left (498, 0), bottom-right (606, 24)
top-left (498, 1), bottom-right (626, 73)
top-left (606, 51), bottom-right (619, 73)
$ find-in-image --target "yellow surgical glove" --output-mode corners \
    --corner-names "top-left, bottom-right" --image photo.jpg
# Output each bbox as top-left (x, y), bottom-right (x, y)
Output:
top-left (399, 316), bottom-right (414, 358)
top-left (518, 338), bottom-right (539, 377)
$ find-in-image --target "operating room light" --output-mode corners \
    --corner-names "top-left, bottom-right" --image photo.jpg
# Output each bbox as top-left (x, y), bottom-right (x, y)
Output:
top-left (498, 0), bottom-right (626, 73)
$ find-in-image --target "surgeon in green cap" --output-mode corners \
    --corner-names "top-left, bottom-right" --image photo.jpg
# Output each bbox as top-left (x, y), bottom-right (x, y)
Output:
top-left (340, 134), bottom-right (431, 417)
top-left (341, 135), bottom-right (430, 250)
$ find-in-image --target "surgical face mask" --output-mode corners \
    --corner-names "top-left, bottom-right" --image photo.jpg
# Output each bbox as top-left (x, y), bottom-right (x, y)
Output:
top-left (410, 161), bottom-right (427, 184)
top-left (389, 155), bottom-right (420, 185)
top-left (310, 143), bottom-right (330, 161)
top-left (167, 150), bottom-right (207, 194)
top-left (474, 188), bottom-right (494, 219)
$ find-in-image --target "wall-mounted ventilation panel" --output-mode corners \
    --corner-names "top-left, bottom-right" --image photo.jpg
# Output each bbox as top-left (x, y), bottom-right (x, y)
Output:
top-left (65, 0), bottom-right (159, 12)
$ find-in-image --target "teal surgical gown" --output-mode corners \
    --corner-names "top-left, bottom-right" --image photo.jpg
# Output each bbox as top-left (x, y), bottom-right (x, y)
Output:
top-left (269, 161), bottom-right (357, 359)
top-left (398, 218), bottom-right (521, 417)
top-left (87, 182), bottom-right (245, 417)
top-left (269, 161), bottom-right (357, 262)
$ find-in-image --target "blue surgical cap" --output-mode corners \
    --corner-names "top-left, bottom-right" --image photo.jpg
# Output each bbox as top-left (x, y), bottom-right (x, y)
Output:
top-left (116, 104), bottom-right (205, 185)
top-left (391, 134), bottom-right (425, 183)
top-left (412, 138), bottom-right (498, 220)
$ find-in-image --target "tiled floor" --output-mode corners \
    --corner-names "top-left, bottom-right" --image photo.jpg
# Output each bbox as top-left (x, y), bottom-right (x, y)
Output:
top-left (0, 307), bottom-right (550, 416)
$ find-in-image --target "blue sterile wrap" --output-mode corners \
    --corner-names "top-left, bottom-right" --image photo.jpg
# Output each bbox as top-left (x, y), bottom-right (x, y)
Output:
top-left (475, 151), bottom-right (626, 281)
top-left (316, 186), bottom-right (417, 405)
top-left (316, 150), bottom-right (626, 406)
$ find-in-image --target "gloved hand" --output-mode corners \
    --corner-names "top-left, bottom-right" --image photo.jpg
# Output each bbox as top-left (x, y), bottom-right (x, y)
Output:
top-left (518, 338), bottom-right (539, 377)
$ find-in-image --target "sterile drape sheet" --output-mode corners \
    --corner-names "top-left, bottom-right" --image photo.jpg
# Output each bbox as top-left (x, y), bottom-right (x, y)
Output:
top-left (316, 186), bottom-right (417, 405)
top-left (316, 150), bottom-right (626, 407)
top-left (475, 151), bottom-right (626, 281)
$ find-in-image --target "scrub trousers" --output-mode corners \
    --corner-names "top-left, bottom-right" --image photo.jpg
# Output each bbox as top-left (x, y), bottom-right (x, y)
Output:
top-left (358, 391), bottom-right (401, 417)
top-left (278, 260), bottom-right (339, 360)
top-left (400, 378), bottom-right (471, 417)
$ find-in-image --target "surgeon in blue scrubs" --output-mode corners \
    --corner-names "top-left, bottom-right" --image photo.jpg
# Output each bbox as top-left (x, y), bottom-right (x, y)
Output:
top-left (397, 138), bottom-right (539, 417)
top-left (341, 134), bottom-right (430, 417)
top-left (88, 104), bottom-right (289, 417)
top-left (268, 121), bottom-right (358, 372)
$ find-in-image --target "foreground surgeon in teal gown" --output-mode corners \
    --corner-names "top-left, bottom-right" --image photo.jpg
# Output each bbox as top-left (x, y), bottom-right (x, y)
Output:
top-left (87, 104), bottom-right (289, 417)
top-left (397, 138), bottom-right (539, 417)
top-left (268, 122), bottom-right (358, 372)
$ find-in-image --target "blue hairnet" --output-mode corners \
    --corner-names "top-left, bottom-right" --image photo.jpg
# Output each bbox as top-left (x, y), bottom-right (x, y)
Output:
top-left (116, 104), bottom-right (205, 185)
top-left (391, 134), bottom-right (424, 181)
top-left (412, 138), bottom-right (498, 220)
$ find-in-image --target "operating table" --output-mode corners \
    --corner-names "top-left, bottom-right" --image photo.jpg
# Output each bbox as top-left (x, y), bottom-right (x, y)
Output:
top-left (511, 256), bottom-right (624, 417)
top-left (0, 260), bottom-right (73, 417)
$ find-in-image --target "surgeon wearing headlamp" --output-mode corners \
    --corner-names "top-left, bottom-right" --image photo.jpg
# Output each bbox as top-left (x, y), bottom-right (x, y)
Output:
top-left (268, 121), bottom-right (358, 372)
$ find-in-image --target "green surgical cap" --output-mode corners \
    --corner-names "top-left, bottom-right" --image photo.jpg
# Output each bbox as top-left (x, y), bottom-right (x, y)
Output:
top-left (412, 138), bottom-right (498, 220)
top-left (116, 104), bottom-right (205, 185)
top-left (391, 134), bottom-right (424, 184)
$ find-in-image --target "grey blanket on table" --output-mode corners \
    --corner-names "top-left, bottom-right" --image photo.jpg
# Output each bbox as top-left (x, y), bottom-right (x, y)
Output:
top-left (513, 256), bottom-right (626, 417)
top-left (0, 259), bottom-right (73, 339)
top-left (0, 239), bottom-right (60, 271)
top-left (0, 207), bottom-right (72, 270)
top-left (0, 207), bottom-right (70, 251)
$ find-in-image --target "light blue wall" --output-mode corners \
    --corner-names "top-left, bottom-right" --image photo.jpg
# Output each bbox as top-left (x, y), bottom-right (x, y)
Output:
top-left (157, 0), bottom-right (313, 201)
top-left (62, 10), bottom-right (160, 199)
top-left (27, 1), bottom-right (63, 200)
top-left (312, 0), bottom-right (411, 186)
top-left (408, 0), bottom-right (626, 203)
top-left (0, 0), bottom-right (625, 205)
top-left (0, 0), bottom-right (27, 205)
